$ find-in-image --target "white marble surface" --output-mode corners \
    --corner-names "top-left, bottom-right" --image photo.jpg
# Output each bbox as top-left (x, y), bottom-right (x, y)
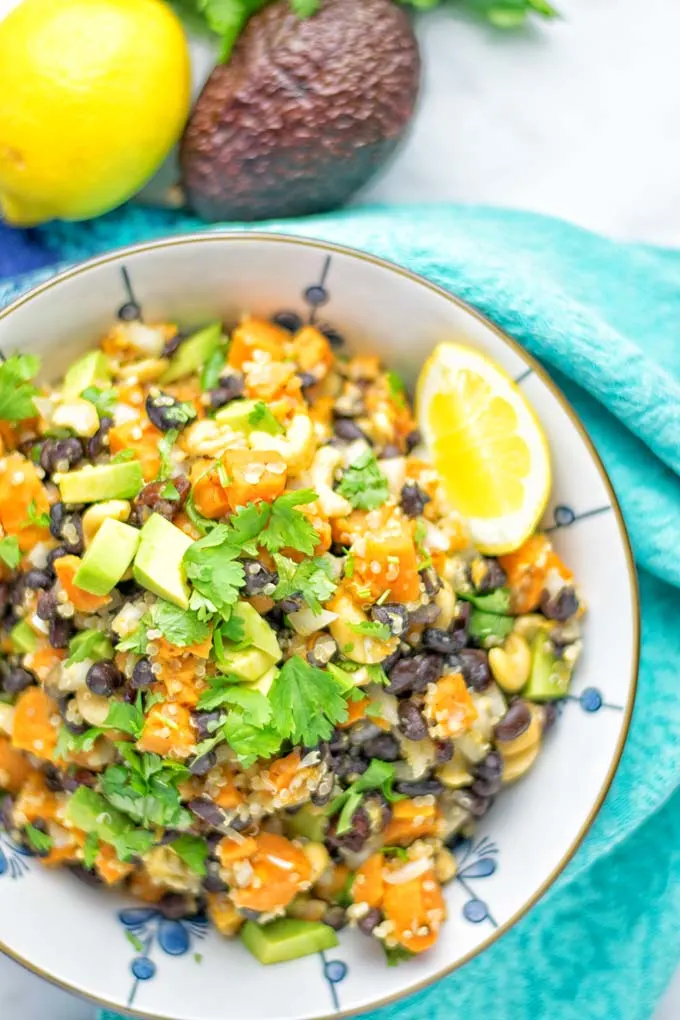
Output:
top-left (0, 0), bottom-right (679, 1017)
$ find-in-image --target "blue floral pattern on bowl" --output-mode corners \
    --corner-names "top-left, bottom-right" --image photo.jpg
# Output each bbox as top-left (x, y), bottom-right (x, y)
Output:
top-left (118, 907), bottom-right (208, 1007)
top-left (0, 828), bottom-right (32, 880)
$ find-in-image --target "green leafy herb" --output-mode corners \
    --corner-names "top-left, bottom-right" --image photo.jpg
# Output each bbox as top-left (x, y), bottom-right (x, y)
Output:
top-left (116, 619), bottom-right (150, 654)
top-left (83, 832), bottom-right (100, 870)
top-left (380, 845), bottom-right (409, 861)
top-left (343, 550), bottom-right (355, 579)
top-left (0, 353), bottom-right (41, 423)
top-left (152, 600), bottom-right (211, 648)
top-left (337, 451), bottom-right (389, 510)
top-left (101, 746), bottom-right (192, 829)
top-left (272, 554), bottom-right (336, 615)
top-left (65, 629), bottom-right (114, 667)
top-left (0, 536), bottom-right (21, 570)
top-left (328, 760), bottom-right (403, 835)
top-left (165, 401), bottom-right (197, 426)
top-left (385, 370), bottom-right (407, 408)
top-left (197, 673), bottom-right (246, 711)
top-left (413, 517), bottom-right (432, 571)
top-left (184, 525), bottom-right (245, 618)
top-left (104, 694), bottom-right (145, 740)
top-left (193, 953), bottom-right (203, 965)
top-left (25, 823), bottom-right (52, 854)
top-left (221, 710), bottom-right (282, 768)
top-left (384, 944), bottom-right (414, 967)
top-left (248, 401), bottom-right (284, 435)
top-left (54, 726), bottom-right (105, 761)
top-left (349, 620), bottom-right (391, 641)
top-left (157, 428), bottom-right (180, 481)
top-left (270, 655), bottom-right (348, 747)
top-left (161, 481), bottom-right (181, 501)
top-left (170, 834), bottom-right (209, 876)
top-left (219, 610), bottom-right (246, 645)
top-left (201, 346), bottom-right (228, 391)
top-left (81, 386), bottom-right (117, 417)
top-left (185, 493), bottom-right (219, 536)
top-left (227, 502), bottom-right (271, 555)
top-left (259, 489), bottom-right (319, 556)
top-left (111, 449), bottom-right (135, 464)
top-left (23, 499), bottom-right (50, 530)
top-left (126, 931), bottom-right (145, 953)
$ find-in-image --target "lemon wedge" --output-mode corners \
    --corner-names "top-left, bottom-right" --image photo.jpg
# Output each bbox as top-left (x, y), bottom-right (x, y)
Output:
top-left (416, 343), bottom-right (551, 555)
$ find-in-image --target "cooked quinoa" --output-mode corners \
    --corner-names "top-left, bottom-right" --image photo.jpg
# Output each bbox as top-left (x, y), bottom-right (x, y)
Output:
top-left (0, 312), bottom-right (583, 964)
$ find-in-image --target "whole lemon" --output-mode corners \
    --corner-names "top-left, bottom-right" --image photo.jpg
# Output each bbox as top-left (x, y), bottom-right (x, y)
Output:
top-left (0, 0), bottom-right (191, 225)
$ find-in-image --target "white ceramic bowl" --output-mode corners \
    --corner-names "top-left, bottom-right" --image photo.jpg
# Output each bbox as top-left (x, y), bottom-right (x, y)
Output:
top-left (0, 233), bottom-right (638, 1020)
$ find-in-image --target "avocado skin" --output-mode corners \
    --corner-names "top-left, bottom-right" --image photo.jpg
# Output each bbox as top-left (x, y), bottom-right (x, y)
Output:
top-left (180, 0), bottom-right (420, 222)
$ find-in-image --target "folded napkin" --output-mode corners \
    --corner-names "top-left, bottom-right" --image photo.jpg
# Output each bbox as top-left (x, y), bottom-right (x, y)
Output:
top-left (2, 205), bottom-right (679, 1020)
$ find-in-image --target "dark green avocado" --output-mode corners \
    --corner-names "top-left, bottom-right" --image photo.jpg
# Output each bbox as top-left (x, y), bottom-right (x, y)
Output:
top-left (179, 0), bottom-right (420, 221)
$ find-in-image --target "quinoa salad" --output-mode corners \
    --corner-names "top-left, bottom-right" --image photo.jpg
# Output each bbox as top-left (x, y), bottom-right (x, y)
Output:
top-left (0, 313), bottom-right (583, 965)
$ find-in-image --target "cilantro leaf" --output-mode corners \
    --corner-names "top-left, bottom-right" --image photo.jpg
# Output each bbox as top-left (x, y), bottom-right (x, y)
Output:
top-left (152, 600), bottom-right (211, 648)
top-left (83, 832), bottom-right (100, 870)
top-left (272, 554), bottom-right (336, 615)
top-left (102, 747), bottom-right (191, 829)
top-left (116, 619), bottom-right (150, 654)
top-left (221, 711), bottom-right (282, 768)
top-left (385, 370), bottom-right (407, 409)
top-left (337, 451), bottom-right (389, 510)
top-left (164, 401), bottom-right (197, 426)
top-left (185, 494), bottom-right (219, 536)
top-left (170, 834), bottom-right (209, 876)
top-left (23, 499), bottom-right (50, 530)
top-left (54, 726), bottom-right (105, 760)
top-left (0, 354), bottom-right (41, 422)
top-left (65, 629), bottom-right (114, 667)
top-left (157, 428), bottom-right (180, 481)
top-left (201, 346), bottom-right (228, 391)
top-left (270, 656), bottom-right (348, 747)
top-left (104, 696), bottom-right (145, 740)
top-left (248, 401), bottom-right (284, 435)
top-left (81, 386), bottom-right (117, 417)
top-left (219, 610), bottom-right (246, 645)
top-left (344, 550), bottom-right (355, 579)
top-left (197, 674), bottom-right (244, 711)
top-left (184, 526), bottom-right (245, 618)
top-left (349, 620), bottom-right (391, 642)
top-left (25, 823), bottom-right (52, 854)
top-left (384, 944), bottom-right (414, 967)
top-left (259, 489), bottom-right (319, 556)
top-left (329, 760), bottom-right (404, 835)
top-left (227, 502), bottom-right (271, 555)
top-left (290, 0), bottom-right (319, 12)
top-left (0, 536), bottom-right (21, 570)
top-left (161, 481), bottom-right (181, 501)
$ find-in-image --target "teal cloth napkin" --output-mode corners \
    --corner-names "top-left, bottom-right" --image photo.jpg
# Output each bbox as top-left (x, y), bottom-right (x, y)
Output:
top-left (2, 204), bottom-right (679, 1020)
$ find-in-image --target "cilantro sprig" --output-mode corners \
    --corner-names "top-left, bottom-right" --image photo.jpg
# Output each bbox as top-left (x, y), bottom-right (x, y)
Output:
top-left (65, 629), bottom-right (114, 667)
top-left (101, 745), bottom-right (192, 829)
top-left (0, 353), bottom-right (41, 423)
top-left (152, 600), bottom-right (211, 648)
top-left (272, 554), bottom-right (336, 614)
top-left (270, 656), bottom-right (348, 747)
top-left (327, 759), bottom-right (403, 835)
top-left (248, 401), bottom-right (284, 435)
top-left (81, 386), bottom-right (117, 417)
top-left (184, 525), bottom-right (245, 618)
top-left (25, 823), bottom-right (52, 854)
top-left (337, 451), bottom-right (389, 511)
top-left (0, 536), bottom-right (21, 570)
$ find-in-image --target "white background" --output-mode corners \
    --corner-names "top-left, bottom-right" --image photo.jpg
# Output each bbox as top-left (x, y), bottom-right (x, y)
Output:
top-left (0, 0), bottom-right (678, 1016)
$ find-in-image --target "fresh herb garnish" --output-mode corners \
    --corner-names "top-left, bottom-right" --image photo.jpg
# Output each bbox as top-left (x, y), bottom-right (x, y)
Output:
top-left (65, 629), bottom-right (114, 667)
top-left (116, 619), bottom-right (150, 654)
top-left (200, 346), bottom-right (228, 391)
top-left (248, 401), bottom-right (284, 435)
top-left (25, 823), bottom-right (52, 854)
top-left (272, 554), bottom-right (336, 614)
top-left (0, 535), bottom-right (20, 570)
top-left (337, 450), bottom-right (389, 510)
top-left (164, 401), bottom-right (197, 426)
top-left (170, 834), bottom-right (209, 876)
top-left (81, 386), bottom-right (117, 417)
top-left (184, 525), bottom-right (245, 618)
top-left (104, 694), bottom-right (145, 740)
top-left (152, 600), bottom-right (211, 648)
top-left (83, 832), bottom-right (100, 870)
top-left (328, 760), bottom-right (403, 835)
top-left (343, 549), bottom-right (355, 579)
top-left (111, 449), bottom-right (135, 463)
top-left (349, 620), bottom-right (391, 641)
top-left (384, 944), bottom-right (414, 967)
top-left (0, 353), bottom-right (41, 423)
top-left (270, 655), bottom-right (348, 747)
top-left (23, 499), bottom-right (50, 530)
top-left (259, 489), bottom-right (319, 556)
top-left (126, 931), bottom-right (145, 953)
top-left (161, 481), bottom-right (181, 501)
top-left (101, 745), bottom-right (192, 829)
top-left (385, 370), bottom-right (407, 408)
top-left (157, 428), bottom-right (180, 481)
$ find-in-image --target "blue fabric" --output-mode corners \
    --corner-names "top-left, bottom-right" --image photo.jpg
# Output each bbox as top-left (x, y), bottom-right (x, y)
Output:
top-left (1, 204), bottom-right (679, 1020)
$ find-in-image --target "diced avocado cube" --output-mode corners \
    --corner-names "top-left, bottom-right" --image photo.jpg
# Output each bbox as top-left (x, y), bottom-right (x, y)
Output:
top-left (62, 351), bottom-right (111, 399)
top-left (241, 919), bottom-right (338, 965)
top-left (219, 647), bottom-right (277, 682)
top-left (284, 805), bottom-right (328, 842)
top-left (10, 620), bottom-right (38, 655)
top-left (58, 462), bottom-right (144, 504)
top-left (133, 513), bottom-right (194, 610)
top-left (459, 587), bottom-right (512, 615)
top-left (468, 609), bottom-right (514, 647)
top-left (523, 632), bottom-right (572, 700)
top-left (215, 399), bottom-right (260, 432)
top-left (65, 787), bottom-right (130, 845)
top-left (74, 519), bottom-right (141, 596)
top-left (161, 323), bottom-right (224, 384)
top-left (233, 601), bottom-right (281, 661)
top-left (250, 664), bottom-right (279, 696)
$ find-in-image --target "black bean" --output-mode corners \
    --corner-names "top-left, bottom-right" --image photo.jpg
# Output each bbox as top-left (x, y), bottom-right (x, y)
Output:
top-left (386, 653), bottom-right (442, 696)
top-left (159, 893), bottom-right (193, 920)
top-left (60, 769), bottom-right (96, 793)
top-left (46, 546), bottom-right (69, 569)
top-left (434, 740), bottom-right (453, 764)
top-left (36, 590), bottom-right (58, 621)
top-left (188, 798), bottom-right (225, 828)
top-left (49, 504), bottom-right (84, 554)
top-left (475, 559), bottom-right (507, 594)
top-left (298, 371), bottom-right (317, 391)
top-left (130, 476), bottom-right (190, 526)
top-left (40, 437), bottom-right (84, 475)
top-left (348, 721), bottom-right (383, 746)
top-left (86, 416), bottom-right (113, 460)
top-left (318, 324), bottom-right (345, 349)
top-left (476, 750), bottom-right (504, 783)
top-left (361, 734), bottom-right (400, 762)
top-left (454, 789), bottom-right (491, 818)
top-left (68, 864), bottom-right (103, 886)
top-left (306, 635), bottom-right (337, 668)
top-left (86, 660), bottom-right (124, 696)
top-left (445, 648), bottom-right (491, 692)
top-left (206, 832), bottom-right (223, 856)
top-left (540, 586), bottom-right (579, 622)
top-left (397, 700), bottom-right (428, 741)
top-left (209, 373), bottom-right (245, 409)
top-left (328, 729), bottom-right (349, 753)
top-left (471, 774), bottom-right (501, 798)
top-left (193, 710), bottom-right (222, 741)
top-left (495, 700), bottom-right (532, 743)
top-left (0, 583), bottom-right (10, 618)
top-left (394, 778), bottom-right (444, 797)
top-left (131, 657), bottom-right (154, 689)
top-left (410, 603), bottom-right (442, 626)
top-left (242, 559), bottom-right (278, 595)
top-left (371, 603), bottom-right (409, 637)
top-left (229, 814), bottom-right (253, 833)
top-left (0, 794), bottom-right (15, 833)
top-left (162, 332), bottom-right (186, 358)
top-left (145, 392), bottom-right (194, 433)
top-left (189, 750), bottom-right (217, 776)
top-left (324, 906), bottom-right (348, 931)
top-left (420, 567), bottom-right (442, 597)
top-left (423, 627), bottom-right (464, 654)
top-left (117, 578), bottom-right (144, 598)
top-left (379, 443), bottom-right (401, 460)
top-left (3, 666), bottom-right (37, 694)
top-left (400, 482), bottom-right (430, 518)
top-left (24, 569), bottom-right (53, 591)
top-left (278, 593), bottom-right (303, 614)
top-left (43, 765), bottom-right (64, 792)
top-left (326, 805), bottom-right (370, 853)
top-left (331, 752), bottom-right (368, 780)
top-left (272, 311), bottom-right (303, 333)
top-left (541, 702), bottom-right (559, 731)
top-left (358, 908), bottom-right (383, 935)
top-left (380, 648), bottom-right (402, 674)
top-left (49, 617), bottom-right (74, 649)
top-left (333, 418), bottom-right (366, 442)
top-left (203, 860), bottom-right (228, 893)
top-left (405, 429), bottom-right (422, 452)
top-left (9, 577), bottom-right (27, 607)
